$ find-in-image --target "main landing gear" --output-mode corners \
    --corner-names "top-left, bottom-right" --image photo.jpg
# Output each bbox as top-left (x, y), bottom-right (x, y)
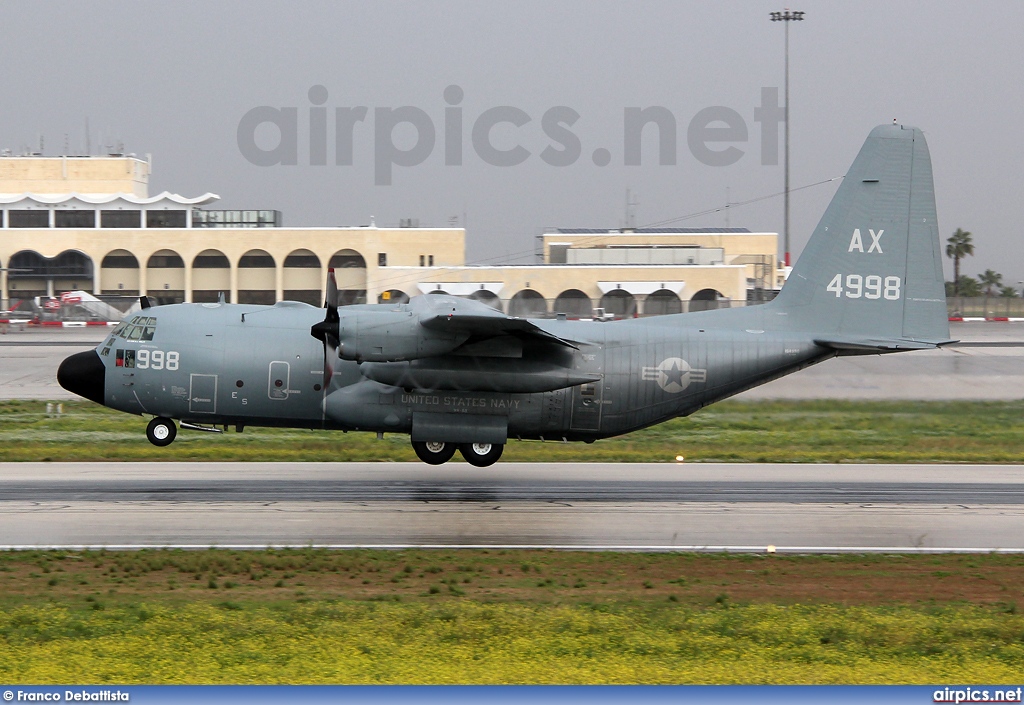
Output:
top-left (146, 417), bottom-right (177, 447)
top-left (411, 440), bottom-right (504, 467)
top-left (412, 440), bottom-right (457, 465)
top-left (459, 442), bottom-right (503, 467)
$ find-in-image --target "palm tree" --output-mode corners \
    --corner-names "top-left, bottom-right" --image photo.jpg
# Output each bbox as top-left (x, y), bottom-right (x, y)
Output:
top-left (978, 269), bottom-right (1003, 297)
top-left (945, 228), bottom-right (974, 296)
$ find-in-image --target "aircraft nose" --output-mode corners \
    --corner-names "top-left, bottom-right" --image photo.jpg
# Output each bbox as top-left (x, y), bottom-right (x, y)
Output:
top-left (57, 350), bottom-right (106, 405)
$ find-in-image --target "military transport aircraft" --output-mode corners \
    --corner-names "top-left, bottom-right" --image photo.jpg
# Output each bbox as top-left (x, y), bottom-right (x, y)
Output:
top-left (58, 124), bottom-right (951, 466)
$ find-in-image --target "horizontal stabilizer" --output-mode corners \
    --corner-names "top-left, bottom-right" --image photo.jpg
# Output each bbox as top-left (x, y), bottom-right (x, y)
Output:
top-left (813, 336), bottom-right (956, 353)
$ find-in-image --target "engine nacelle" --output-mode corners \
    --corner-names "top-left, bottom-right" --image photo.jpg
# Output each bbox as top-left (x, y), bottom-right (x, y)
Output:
top-left (336, 310), bottom-right (468, 362)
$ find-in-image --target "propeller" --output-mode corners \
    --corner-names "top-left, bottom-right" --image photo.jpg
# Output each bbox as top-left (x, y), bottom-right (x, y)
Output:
top-left (310, 268), bottom-right (341, 389)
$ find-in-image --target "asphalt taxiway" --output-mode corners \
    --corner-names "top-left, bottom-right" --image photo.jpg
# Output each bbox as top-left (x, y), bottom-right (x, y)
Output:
top-left (1, 462), bottom-right (1021, 551)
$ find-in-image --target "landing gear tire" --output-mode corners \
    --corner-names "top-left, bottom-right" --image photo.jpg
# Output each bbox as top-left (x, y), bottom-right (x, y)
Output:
top-left (412, 440), bottom-right (457, 465)
top-left (459, 442), bottom-right (504, 467)
top-left (146, 417), bottom-right (177, 447)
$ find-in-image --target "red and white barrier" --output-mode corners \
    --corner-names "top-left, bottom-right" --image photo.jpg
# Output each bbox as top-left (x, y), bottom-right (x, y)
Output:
top-left (0, 320), bottom-right (119, 327)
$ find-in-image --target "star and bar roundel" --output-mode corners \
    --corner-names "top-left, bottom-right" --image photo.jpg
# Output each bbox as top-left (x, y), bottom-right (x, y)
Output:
top-left (641, 357), bottom-right (707, 394)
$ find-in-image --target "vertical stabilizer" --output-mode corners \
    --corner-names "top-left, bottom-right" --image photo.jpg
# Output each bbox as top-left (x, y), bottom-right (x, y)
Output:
top-left (771, 124), bottom-right (949, 343)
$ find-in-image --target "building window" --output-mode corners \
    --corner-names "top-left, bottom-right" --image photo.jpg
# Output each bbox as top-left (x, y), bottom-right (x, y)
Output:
top-left (101, 210), bottom-right (142, 228)
top-left (419, 255), bottom-right (425, 267)
top-left (378, 253), bottom-right (387, 267)
top-left (147, 254), bottom-right (185, 268)
top-left (238, 253), bottom-right (275, 268)
top-left (55, 210), bottom-right (96, 228)
top-left (101, 255), bottom-right (139, 268)
top-left (193, 253), bottom-right (230, 268)
top-left (428, 255), bottom-right (434, 266)
top-left (192, 209), bottom-right (281, 228)
top-left (8, 210), bottom-right (49, 228)
top-left (146, 210), bottom-right (187, 228)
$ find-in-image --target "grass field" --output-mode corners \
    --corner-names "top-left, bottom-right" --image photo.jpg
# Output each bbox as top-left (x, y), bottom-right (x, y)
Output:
top-left (4, 398), bottom-right (1024, 463)
top-left (0, 549), bottom-right (1021, 684)
top-left (3, 399), bottom-right (1023, 683)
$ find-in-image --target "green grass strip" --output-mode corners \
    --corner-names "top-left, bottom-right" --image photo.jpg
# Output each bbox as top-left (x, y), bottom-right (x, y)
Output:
top-left (5, 399), bottom-right (1024, 462)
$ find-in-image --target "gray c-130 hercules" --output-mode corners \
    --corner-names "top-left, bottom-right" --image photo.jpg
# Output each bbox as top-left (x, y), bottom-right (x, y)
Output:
top-left (58, 124), bottom-right (952, 466)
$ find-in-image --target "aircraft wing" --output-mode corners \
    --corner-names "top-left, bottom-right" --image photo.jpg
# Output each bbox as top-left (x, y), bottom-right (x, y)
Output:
top-left (416, 296), bottom-right (579, 349)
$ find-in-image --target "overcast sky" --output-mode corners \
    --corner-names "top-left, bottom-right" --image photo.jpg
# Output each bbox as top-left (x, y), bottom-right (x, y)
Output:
top-left (3, 1), bottom-right (1022, 285)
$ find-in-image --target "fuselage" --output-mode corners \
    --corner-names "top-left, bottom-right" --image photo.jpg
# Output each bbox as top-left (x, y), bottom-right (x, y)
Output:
top-left (65, 299), bottom-right (833, 442)
top-left (54, 124), bottom-right (952, 467)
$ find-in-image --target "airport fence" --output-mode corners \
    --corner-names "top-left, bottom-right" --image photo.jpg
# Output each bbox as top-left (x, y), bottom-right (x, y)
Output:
top-left (947, 297), bottom-right (1024, 318)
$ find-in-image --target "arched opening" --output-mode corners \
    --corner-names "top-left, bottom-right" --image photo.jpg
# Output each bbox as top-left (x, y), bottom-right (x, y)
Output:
top-left (329, 249), bottom-right (366, 306)
top-left (553, 289), bottom-right (592, 319)
top-left (644, 289), bottom-right (682, 316)
top-left (146, 249), bottom-right (185, 304)
top-left (600, 289), bottom-right (637, 318)
top-left (689, 288), bottom-right (727, 312)
top-left (191, 249), bottom-right (231, 303)
top-left (237, 249), bottom-right (275, 305)
top-left (6, 250), bottom-right (96, 312)
top-left (378, 289), bottom-right (410, 304)
top-left (427, 289), bottom-right (449, 296)
top-left (100, 249), bottom-right (140, 296)
top-left (283, 249), bottom-right (321, 305)
top-left (508, 289), bottom-right (548, 317)
top-left (468, 289), bottom-right (502, 311)
top-left (7, 251), bottom-right (50, 301)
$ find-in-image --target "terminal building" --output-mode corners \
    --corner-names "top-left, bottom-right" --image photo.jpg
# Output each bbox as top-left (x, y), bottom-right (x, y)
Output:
top-left (0, 152), bottom-right (782, 318)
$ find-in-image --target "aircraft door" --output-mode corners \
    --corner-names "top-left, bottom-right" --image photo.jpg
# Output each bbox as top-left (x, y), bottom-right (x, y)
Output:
top-left (268, 361), bottom-right (291, 400)
top-left (189, 374), bottom-right (218, 414)
top-left (569, 345), bottom-right (604, 432)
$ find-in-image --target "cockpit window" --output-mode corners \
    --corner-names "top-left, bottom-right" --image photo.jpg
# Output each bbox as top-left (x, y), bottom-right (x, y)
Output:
top-left (113, 317), bottom-right (158, 340)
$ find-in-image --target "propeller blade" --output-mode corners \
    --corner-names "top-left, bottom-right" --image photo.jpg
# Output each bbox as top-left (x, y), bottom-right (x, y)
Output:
top-left (324, 267), bottom-right (339, 321)
top-left (311, 269), bottom-right (341, 343)
top-left (312, 268), bottom-right (341, 390)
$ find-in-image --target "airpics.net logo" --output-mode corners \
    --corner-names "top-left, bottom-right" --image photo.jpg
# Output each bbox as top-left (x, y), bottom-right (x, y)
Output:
top-left (237, 85), bottom-right (788, 185)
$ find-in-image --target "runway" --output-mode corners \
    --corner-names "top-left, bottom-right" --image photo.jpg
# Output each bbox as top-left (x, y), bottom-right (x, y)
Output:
top-left (1, 462), bottom-right (1022, 551)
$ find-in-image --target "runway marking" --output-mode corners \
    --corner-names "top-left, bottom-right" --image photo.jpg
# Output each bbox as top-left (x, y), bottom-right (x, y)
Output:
top-left (3, 544), bottom-right (1024, 554)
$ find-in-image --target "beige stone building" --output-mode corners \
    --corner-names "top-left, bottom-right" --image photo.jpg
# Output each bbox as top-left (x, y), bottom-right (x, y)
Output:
top-left (0, 154), bottom-right (781, 318)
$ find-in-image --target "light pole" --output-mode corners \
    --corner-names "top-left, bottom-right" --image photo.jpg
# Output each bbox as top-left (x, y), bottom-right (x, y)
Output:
top-left (770, 9), bottom-right (804, 268)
